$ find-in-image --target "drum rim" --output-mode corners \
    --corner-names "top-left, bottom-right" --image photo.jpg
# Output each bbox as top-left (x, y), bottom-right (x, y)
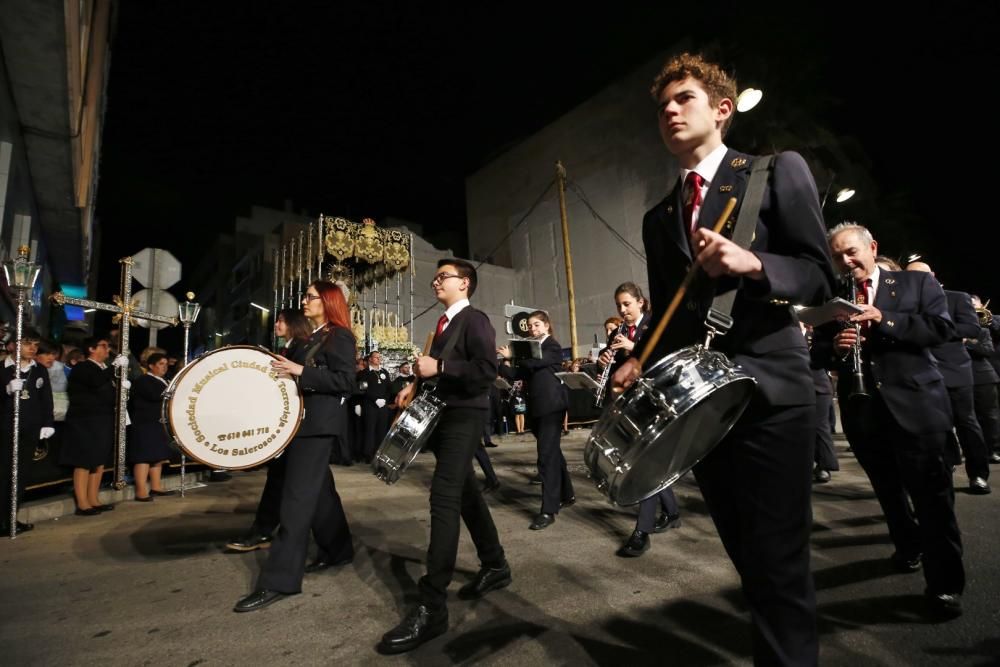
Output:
top-left (164, 345), bottom-right (305, 470)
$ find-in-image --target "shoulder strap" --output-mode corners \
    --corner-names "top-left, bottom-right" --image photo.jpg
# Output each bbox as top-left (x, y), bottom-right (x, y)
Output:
top-left (302, 327), bottom-right (333, 368)
top-left (705, 155), bottom-right (775, 337)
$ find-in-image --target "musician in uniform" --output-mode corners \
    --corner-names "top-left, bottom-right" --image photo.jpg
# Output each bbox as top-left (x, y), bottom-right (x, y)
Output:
top-left (234, 281), bottom-right (355, 613)
top-left (1, 329), bottom-right (54, 535)
top-left (498, 310), bottom-right (575, 530)
top-left (359, 350), bottom-right (391, 462)
top-left (613, 53), bottom-right (835, 664)
top-left (378, 259), bottom-right (509, 654)
top-left (967, 295), bottom-right (1000, 467)
top-left (819, 223), bottom-right (965, 619)
top-left (597, 283), bottom-right (681, 556)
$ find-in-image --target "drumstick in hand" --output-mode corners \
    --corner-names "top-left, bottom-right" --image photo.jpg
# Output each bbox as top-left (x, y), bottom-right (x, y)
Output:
top-left (397, 332), bottom-right (436, 414)
top-left (637, 196), bottom-right (738, 368)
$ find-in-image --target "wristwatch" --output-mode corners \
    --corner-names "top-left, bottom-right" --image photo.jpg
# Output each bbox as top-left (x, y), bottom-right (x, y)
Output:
top-left (437, 358), bottom-right (444, 375)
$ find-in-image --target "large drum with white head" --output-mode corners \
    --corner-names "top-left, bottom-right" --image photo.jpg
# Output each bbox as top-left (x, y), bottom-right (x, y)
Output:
top-left (164, 346), bottom-right (303, 469)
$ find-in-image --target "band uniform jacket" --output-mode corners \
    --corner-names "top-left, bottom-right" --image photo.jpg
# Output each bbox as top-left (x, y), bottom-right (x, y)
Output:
top-left (359, 366), bottom-right (391, 403)
top-left (931, 290), bottom-right (980, 388)
top-left (430, 306), bottom-right (498, 410)
top-left (609, 316), bottom-right (650, 373)
top-left (632, 149), bottom-right (835, 407)
top-left (816, 269), bottom-right (956, 435)
top-left (1, 362), bottom-right (55, 435)
top-left (500, 336), bottom-right (566, 417)
top-left (965, 325), bottom-right (1000, 385)
top-left (296, 326), bottom-right (357, 439)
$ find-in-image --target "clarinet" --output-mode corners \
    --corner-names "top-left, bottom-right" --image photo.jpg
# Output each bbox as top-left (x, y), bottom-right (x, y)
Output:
top-left (846, 274), bottom-right (870, 400)
top-left (594, 322), bottom-right (627, 407)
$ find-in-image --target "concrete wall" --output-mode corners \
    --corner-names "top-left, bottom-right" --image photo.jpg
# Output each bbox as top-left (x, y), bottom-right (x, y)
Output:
top-left (466, 53), bottom-right (678, 356)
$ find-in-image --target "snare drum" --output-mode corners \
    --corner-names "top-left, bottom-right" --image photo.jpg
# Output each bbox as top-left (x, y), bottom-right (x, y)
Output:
top-left (584, 344), bottom-right (756, 506)
top-left (372, 391), bottom-right (444, 484)
top-left (163, 346), bottom-right (303, 470)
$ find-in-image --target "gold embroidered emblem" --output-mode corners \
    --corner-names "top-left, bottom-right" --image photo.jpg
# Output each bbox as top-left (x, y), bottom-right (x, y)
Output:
top-left (730, 157), bottom-right (748, 168)
top-left (719, 185), bottom-right (733, 192)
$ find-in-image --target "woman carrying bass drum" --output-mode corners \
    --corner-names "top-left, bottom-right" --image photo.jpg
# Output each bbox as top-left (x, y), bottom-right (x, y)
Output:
top-left (234, 280), bottom-right (357, 613)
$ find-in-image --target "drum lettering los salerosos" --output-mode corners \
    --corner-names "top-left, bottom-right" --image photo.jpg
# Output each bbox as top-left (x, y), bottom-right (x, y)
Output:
top-left (164, 346), bottom-right (303, 470)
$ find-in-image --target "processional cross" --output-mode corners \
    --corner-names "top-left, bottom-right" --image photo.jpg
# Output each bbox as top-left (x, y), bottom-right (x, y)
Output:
top-left (50, 257), bottom-right (178, 488)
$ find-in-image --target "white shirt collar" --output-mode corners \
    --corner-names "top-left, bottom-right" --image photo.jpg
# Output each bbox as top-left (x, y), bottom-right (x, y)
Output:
top-left (312, 322), bottom-right (327, 334)
top-left (88, 358), bottom-right (108, 370)
top-left (3, 357), bottom-right (36, 371)
top-left (441, 298), bottom-right (471, 329)
top-left (679, 143), bottom-right (729, 190)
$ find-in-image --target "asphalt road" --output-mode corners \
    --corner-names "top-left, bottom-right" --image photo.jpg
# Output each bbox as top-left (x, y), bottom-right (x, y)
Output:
top-left (2, 430), bottom-right (998, 666)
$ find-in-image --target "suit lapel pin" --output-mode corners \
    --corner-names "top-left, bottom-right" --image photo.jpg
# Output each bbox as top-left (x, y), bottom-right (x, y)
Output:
top-left (730, 157), bottom-right (748, 168)
top-left (665, 205), bottom-right (674, 215)
top-left (890, 291), bottom-right (896, 297)
top-left (719, 185), bottom-right (733, 193)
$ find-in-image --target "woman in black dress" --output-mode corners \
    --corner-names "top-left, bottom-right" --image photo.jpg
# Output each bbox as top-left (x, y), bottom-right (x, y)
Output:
top-left (128, 352), bottom-right (175, 501)
top-left (59, 336), bottom-right (118, 515)
top-left (234, 280), bottom-right (356, 612)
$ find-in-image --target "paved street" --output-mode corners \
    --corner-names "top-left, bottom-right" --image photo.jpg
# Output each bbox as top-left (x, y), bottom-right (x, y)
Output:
top-left (2, 430), bottom-right (998, 666)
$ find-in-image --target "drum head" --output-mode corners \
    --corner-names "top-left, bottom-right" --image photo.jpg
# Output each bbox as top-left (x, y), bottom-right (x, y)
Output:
top-left (165, 346), bottom-right (303, 470)
top-left (615, 376), bottom-right (755, 506)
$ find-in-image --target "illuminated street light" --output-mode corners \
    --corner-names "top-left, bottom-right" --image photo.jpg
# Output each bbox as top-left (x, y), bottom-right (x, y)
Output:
top-left (835, 188), bottom-right (856, 203)
top-left (736, 88), bottom-right (763, 112)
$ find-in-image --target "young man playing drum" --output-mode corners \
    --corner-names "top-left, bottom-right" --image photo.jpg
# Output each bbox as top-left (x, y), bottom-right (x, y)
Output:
top-left (378, 258), bottom-right (510, 655)
top-left (613, 53), bottom-right (835, 665)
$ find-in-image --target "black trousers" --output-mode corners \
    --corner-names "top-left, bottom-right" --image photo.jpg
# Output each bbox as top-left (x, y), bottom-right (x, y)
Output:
top-left (635, 487), bottom-right (679, 533)
top-left (253, 456), bottom-right (286, 534)
top-left (694, 403), bottom-right (818, 667)
top-left (362, 403), bottom-right (390, 461)
top-left (473, 444), bottom-right (498, 485)
top-left (813, 392), bottom-right (839, 471)
top-left (842, 391), bottom-right (965, 597)
top-left (972, 382), bottom-right (1000, 456)
top-left (419, 407), bottom-right (505, 609)
top-left (533, 412), bottom-right (574, 514)
top-left (0, 431), bottom-right (39, 530)
top-left (258, 435), bottom-right (353, 593)
top-left (944, 384), bottom-right (990, 480)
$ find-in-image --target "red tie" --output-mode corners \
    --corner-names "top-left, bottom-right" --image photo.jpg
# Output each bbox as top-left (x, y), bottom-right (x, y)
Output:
top-left (627, 325), bottom-right (636, 341)
top-left (683, 171), bottom-right (704, 235)
top-left (436, 314), bottom-right (448, 336)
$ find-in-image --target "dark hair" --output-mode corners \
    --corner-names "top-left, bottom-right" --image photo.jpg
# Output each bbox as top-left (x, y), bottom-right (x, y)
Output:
top-left (614, 281), bottom-right (650, 313)
top-left (309, 280), bottom-right (353, 334)
top-left (527, 310), bottom-right (554, 337)
top-left (65, 348), bottom-right (85, 365)
top-left (145, 352), bottom-right (168, 368)
top-left (21, 327), bottom-right (41, 342)
top-left (277, 308), bottom-right (311, 342)
top-left (437, 258), bottom-right (478, 297)
top-left (83, 336), bottom-right (109, 357)
top-left (37, 339), bottom-right (60, 356)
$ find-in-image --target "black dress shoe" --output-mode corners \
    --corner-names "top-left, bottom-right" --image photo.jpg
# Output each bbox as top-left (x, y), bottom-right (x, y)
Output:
top-left (134, 495), bottom-right (154, 502)
top-left (813, 468), bottom-right (832, 484)
top-left (926, 591), bottom-right (963, 619)
top-left (94, 504), bottom-right (115, 512)
top-left (484, 441), bottom-right (498, 448)
top-left (226, 532), bottom-right (274, 552)
top-left (15, 521), bottom-right (34, 533)
top-left (653, 513), bottom-right (681, 533)
top-left (889, 551), bottom-right (922, 573)
top-left (305, 554), bottom-right (354, 573)
top-left (529, 474), bottom-right (543, 485)
top-left (377, 604), bottom-right (448, 654)
top-left (989, 452), bottom-right (1000, 464)
top-left (233, 589), bottom-right (290, 613)
top-left (482, 479), bottom-right (501, 494)
top-left (149, 489), bottom-right (176, 497)
top-left (75, 507), bottom-right (101, 516)
top-left (969, 477), bottom-right (991, 494)
top-left (560, 496), bottom-right (576, 508)
top-left (208, 471), bottom-right (232, 482)
top-left (458, 562), bottom-right (512, 600)
top-left (529, 513), bottom-right (556, 530)
top-left (618, 530), bottom-right (650, 557)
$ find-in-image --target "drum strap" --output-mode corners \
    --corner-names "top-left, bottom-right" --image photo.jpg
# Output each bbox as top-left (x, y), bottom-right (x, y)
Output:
top-left (704, 155), bottom-right (775, 337)
top-left (302, 327), bottom-right (332, 368)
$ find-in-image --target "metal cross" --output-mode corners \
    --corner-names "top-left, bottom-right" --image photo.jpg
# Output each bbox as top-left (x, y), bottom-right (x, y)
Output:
top-left (50, 257), bottom-right (178, 489)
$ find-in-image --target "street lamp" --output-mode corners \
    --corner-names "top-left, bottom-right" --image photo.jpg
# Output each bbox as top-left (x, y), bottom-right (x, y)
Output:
top-left (176, 292), bottom-right (202, 496)
top-left (2, 246), bottom-right (41, 539)
top-left (736, 87), bottom-right (763, 112)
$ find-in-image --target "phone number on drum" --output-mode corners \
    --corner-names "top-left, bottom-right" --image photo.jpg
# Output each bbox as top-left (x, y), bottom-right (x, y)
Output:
top-left (218, 427), bottom-right (271, 441)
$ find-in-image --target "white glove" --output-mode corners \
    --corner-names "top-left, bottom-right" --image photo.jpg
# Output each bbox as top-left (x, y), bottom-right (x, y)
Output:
top-left (6, 379), bottom-right (24, 395)
top-left (39, 427), bottom-right (55, 440)
top-left (121, 379), bottom-right (132, 390)
top-left (375, 398), bottom-right (386, 409)
top-left (354, 405), bottom-right (362, 417)
top-left (112, 354), bottom-right (130, 369)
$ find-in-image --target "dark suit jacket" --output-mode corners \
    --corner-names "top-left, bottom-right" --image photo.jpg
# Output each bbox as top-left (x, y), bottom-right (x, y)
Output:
top-left (296, 325), bottom-right (357, 438)
top-left (633, 149), bottom-right (835, 407)
top-left (817, 269), bottom-right (955, 435)
top-left (609, 314), bottom-right (650, 372)
top-left (931, 290), bottom-right (979, 388)
top-left (66, 359), bottom-right (116, 418)
top-left (500, 336), bottom-right (566, 417)
top-left (128, 373), bottom-right (168, 425)
top-left (1, 363), bottom-right (54, 433)
top-left (430, 305), bottom-right (498, 410)
top-left (966, 325), bottom-right (999, 385)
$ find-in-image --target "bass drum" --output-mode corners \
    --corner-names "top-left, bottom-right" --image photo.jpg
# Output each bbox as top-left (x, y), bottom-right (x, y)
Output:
top-left (584, 344), bottom-right (756, 506)
top-left (372, 391), bottom-right (444, 484)
top-left (163, 345), bottom-right (303, 470)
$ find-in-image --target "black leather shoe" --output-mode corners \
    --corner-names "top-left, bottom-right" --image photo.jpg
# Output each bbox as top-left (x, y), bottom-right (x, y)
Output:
top-left (653, 513), bottom-right (681, 533)
top-left (484, 441), bottom-right (498, 448)
top-left (94, 504), bottom-right (115, 512)
top-left (969, 477), bottom-right (991, 494)
top-left (6, 521), bottom-right (34, 535)
top-left (208, 471), bottom-right (232, 482)
top-left (989, 453), bottom-right (1000, 464)
top-left (560, 496), bottom-right (576, 508)
top-left (233, 589), bottom-right (290, 613)
top-left (529, 474), bottom-right (543, 485)
top-left (134, 495), bottom-right (154, 502)
top-left (529, 513), bottom-right (555, 530)
top-left (813, 468), bottom-right (832, 484)
top-left (458, 563), bottom-right (512, 600)
top-left (618, 530), bottom-right (650, 557)
top-left (377, 604), bottom-right (448, 654)
top-left (482, 479), bottom-right (501, 494)
top-left (75, 507), bottom-right (101, 516)
top-left (226, 532), bottom-right (273, 552)
top-left (305, 554), bottom-right (353, 573)
top-left (926, 592), bottom-right (963, 619)
top-left (149, 489), bottom-right (176, 497)
top-left (889, 551), bottom-right (922, 573)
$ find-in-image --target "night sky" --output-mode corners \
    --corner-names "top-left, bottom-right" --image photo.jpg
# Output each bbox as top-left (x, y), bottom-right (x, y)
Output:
top-left (95, 2), bottom-right (1000, 349)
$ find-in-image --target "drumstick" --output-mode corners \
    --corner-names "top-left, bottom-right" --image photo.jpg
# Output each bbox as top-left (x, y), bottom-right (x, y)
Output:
top-left (396, 332), bottom-right (436, 413)
top-left (637, 196), bottom-right (738, 368)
